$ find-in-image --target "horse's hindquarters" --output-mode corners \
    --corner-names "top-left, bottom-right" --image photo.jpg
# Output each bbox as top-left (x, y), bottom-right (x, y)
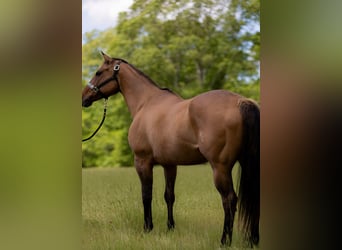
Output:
top-left (188, 90), bottom-right (244, 164)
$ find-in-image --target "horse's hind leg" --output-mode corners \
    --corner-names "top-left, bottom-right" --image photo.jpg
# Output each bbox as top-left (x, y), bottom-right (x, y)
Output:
top-left (135, 156), bottom-right (154, 231)
top-left (211, 162), bottom-right (237, 246)
top-left (163, 165), bottom-right (177, 230)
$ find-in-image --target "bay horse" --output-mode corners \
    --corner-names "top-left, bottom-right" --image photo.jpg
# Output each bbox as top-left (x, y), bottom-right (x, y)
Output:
top-left (82, 52), bottom-right (260, 247)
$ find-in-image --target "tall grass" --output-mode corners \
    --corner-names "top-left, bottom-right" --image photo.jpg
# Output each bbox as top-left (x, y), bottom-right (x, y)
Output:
top-left (82, 164), bottom-right (254, 249)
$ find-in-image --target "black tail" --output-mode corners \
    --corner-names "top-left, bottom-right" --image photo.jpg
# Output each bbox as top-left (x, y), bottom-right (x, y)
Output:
top-left (237, 99), bottom-right (260, 246)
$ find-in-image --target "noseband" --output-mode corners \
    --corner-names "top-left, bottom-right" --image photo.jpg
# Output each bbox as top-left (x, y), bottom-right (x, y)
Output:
top-left (87, 63), bottom-right (121, 99)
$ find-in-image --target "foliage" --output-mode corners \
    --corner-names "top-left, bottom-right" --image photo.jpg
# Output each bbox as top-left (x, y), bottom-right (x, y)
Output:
top-left (82, 0), bottom-right (260, 167)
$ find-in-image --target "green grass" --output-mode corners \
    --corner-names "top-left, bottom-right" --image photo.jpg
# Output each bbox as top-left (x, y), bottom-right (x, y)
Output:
top-left (82, 164), bottom-right (253, 250)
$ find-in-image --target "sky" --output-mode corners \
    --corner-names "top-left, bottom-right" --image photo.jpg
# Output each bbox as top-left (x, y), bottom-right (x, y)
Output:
top-left (82, 0), bottom-right (134, 34)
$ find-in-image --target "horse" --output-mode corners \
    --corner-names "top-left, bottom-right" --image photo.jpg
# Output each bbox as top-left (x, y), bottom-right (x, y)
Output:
top-left (82, 52), bottom-right (260, 247)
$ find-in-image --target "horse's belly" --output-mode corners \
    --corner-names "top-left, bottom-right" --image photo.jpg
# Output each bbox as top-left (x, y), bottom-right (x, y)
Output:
top-left (153, 143), bottom-right (207, 166)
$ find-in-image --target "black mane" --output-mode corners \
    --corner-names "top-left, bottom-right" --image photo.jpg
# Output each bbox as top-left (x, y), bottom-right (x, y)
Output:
top-left (112, 57), bottom-right (175, 94)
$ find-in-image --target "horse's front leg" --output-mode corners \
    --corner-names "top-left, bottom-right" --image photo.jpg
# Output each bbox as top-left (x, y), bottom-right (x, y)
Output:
top-left (135, 156), bottom-right (154, 231)
top-left (163, 165), bottom-right (177, 230)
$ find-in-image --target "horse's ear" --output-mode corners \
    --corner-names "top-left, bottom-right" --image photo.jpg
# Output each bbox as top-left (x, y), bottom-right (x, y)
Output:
top-left (101, 51), bottom-right (112, 62)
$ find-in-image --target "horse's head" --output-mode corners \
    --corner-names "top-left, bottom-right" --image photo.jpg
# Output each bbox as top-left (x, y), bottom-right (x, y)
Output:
top-left (82, 52), bottom-right (121, 107)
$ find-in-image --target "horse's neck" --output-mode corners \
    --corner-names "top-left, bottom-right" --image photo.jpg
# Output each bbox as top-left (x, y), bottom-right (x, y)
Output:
top-left (119, 66), bottom-right (163, 117)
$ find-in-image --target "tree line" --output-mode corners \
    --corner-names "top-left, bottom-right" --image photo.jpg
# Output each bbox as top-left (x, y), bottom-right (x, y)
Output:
top-left (82, 0), bottom-right (260, 167)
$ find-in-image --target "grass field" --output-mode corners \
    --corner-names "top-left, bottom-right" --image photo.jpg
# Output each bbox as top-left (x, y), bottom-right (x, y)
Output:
top-left (82, 164), bottom-right (254, 250)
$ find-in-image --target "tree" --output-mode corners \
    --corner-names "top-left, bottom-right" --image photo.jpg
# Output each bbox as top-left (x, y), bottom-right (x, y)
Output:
top-left (114, 0), bottom-right (260, 97)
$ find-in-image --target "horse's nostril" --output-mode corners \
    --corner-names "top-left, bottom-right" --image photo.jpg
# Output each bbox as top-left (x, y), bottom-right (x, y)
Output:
top-left (82, 99), bottom-right (92, 107)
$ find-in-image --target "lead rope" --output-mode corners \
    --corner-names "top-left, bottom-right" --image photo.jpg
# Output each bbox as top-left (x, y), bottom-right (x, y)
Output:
top-left (82, 98), bottom-right (108, 142)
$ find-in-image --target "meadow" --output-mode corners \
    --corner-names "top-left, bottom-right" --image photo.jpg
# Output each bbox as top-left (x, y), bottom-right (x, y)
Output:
top-left (82, 164), bottom-right (254, 250)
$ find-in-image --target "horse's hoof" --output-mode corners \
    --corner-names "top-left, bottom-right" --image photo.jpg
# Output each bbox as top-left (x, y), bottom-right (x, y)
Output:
top-left (220, 235), bottom-right (232, 247)
top-left (144, 223), bottom-right (153, 232)
top-left (167, 221), bottom-right (175, 231)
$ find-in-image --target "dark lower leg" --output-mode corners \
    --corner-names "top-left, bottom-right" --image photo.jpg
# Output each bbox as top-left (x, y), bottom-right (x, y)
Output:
top-left (135, 157), bottom-right (154, 232)
top-left (163, 165), bottom-right (177, 230)
top-left (142, 181), bottom-right (153, 231)
top-left (220, 192), bottom-right (237, 245)
top-left (165, 193), bottom-right (175, 229)
top-left (212, 165), bottom-right (237, 246)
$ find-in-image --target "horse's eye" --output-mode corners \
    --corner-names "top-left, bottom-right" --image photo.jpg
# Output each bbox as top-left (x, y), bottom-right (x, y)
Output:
top-left (95, 71), bottom-right (102, 76)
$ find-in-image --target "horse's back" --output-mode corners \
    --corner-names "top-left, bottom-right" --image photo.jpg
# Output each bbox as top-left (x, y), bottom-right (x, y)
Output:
top-left (190, 89), bottom-right (241, 110)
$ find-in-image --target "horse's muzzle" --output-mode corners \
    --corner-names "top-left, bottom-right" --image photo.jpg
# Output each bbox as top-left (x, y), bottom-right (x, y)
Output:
top-left (82, 98), bottom-right (92, 107)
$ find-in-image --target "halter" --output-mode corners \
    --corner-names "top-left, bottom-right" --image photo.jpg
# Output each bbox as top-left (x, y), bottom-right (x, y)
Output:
top-left (82, 62), bottom-right (121, 142)
top-left (87, 63), bottom-right (121, 99)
